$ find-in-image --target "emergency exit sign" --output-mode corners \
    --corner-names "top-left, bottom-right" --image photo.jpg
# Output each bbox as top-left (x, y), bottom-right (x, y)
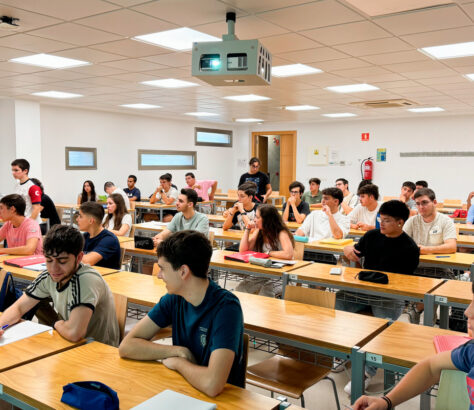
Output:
top-left (361, 133), bottom-right (369, 141)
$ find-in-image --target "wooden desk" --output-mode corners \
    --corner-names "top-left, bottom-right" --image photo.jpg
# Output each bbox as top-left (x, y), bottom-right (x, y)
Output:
top-left (418, 253), bottom-right (474, 279)
top-left (304, 239), bottom-right (354, 258)
top-left (55, 203), bottom-right (78, 226)
top-left (0, 342), bottom-right (280, 410)
top-left (116, 235), bottom-right (134, 244)
top-left (134, 201), bottom-right (176, 222)
top-left (458, 234), bottom-right (474, 248)
top-left (457, 223), bottom-right (474, 234)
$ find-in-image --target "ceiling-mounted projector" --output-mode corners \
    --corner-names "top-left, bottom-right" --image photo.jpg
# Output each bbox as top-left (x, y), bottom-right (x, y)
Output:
top-left (192, 12), bottom-right (271, 86)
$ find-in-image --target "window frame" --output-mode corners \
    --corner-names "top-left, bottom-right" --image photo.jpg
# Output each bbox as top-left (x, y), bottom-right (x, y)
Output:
top-left (65, 147), bottom-right (97, 170)
top-left (138, 149), bottom-right (197, 170)
top-left (194, 127), bottom-right (233, 147)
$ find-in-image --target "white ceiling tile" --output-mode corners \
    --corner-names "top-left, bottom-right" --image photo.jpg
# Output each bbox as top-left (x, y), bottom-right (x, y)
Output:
top-left (139, 52), bottom-right (191, 68)
top-left (333, 37), bottom-right (413, 57)
top-left (51, 47), bottom-right (124, 63)
top-left (0, 46), bottom-right (31, 61)
top-left (461, 2), bottom-right (474, 18)
top-left (361, 50), bottom-right (430, 65)
top-left (68, 64), bottom-right (127, 76)
top-left (101, 59), bottom-right (168, 71)
top-left (403, 68), bottom-right (458, 79)
top-left (343, 0), bottom-right (454, 17)
top-left (276, 46), bottom-right (349, 63)
top-left (442, 55), bottom-right (474, 67)
top-left (314, 57), bottom-right (372, 71)
top-left (91, 39), bottom-right (168, 58)
top-left (219, 0), bottom-right (309, 14)
top-left (417, 76), bottom-right (467, 85)
top-left (384, 60), bottom-right (448, 73)
top-left (0, 34), bottom-right (74, 53)
top-left (0, 5), bottom-right (62, 36)
top-left (107, 72), bottom-right (163, 83)
top-left (260, 33), bottom-right (322, 54)
top-left (372, 79), bottom-right (421, 89)
top-left (332, 66), bottom-right (394, 81)
top-left (0, 61), bottom-right (49, 74)
top-left (105, 0), bottom-right (148, 5)
top-left (401, 26), bottom-right (474, 47)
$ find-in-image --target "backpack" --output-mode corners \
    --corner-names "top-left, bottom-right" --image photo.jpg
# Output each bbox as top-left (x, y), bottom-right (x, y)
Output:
top-left (0, 270), bottom-right (37, 320)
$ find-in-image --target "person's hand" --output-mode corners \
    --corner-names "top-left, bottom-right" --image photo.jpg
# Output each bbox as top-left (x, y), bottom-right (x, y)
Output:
top-left (287, 196), bottom-right (296, 205)
top-left (468, 191), bottom-right (474, 201)
top-left (178, 346), bottom-right (197, 363)
top-left (356, 223), bottom-right (371, 231)
top-left (192, 184), bottom-right (201, 190)
top-left (245, 221), bottom-right (256, 230)
top-left (223, 209), bottom-right (230, 218)
top-left (353, 395), bottom-right (389, 410)
top-left (237, 202), bottom-right (244, 213)
top-left (162, 357), bottom-right (181, 370)
top-left (322, 204), bottom-right (331, 216)
top-left (399, 194), bottom-right (407, 203)
top-left (344, 245), bottom-right (361, 262)
top-left (152, 234), bottom-right (161, 247)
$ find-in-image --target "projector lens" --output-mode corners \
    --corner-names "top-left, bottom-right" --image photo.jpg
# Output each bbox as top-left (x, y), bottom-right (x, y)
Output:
top-left (200, 54), bottom-right (221, 71)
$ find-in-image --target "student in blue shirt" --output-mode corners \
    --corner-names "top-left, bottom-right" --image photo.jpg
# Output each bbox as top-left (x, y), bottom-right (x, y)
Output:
top-left (354, 280), bottom-right (474, 410)
top-left (124, 174), bottom-right (141, 202)
top-left (119, 230), bottom-right (245, 397)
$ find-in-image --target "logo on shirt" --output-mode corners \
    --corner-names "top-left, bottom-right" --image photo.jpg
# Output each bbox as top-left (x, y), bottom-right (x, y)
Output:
top-left (467, 376), bottom-right (474, 404)
top-left (199, 326), bottom-right (208, 348)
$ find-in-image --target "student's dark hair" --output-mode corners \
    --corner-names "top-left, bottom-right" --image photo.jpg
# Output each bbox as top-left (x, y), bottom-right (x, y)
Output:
top-left (185, 172), bottom-right (195, 178)
top-left (11, 158), bottom-right (30, 173)
top-left (80, 201), bottom-right (104, 224)
top-left (322, 187), bottom-right (343, 205)
top-left (336, 178), bottom-right (348, 186)
top-left (104, 181), bottom-right (115, 191)
top-left (128, 175), bottom-right (137, 183)
top-left (30, 178), bottom-right (44, 193)
top-left (0, 194), bottom-right (26, 216)
top-left (309, 177), bottom-right (321, 185)
top-left (379, 200), bottom-right (410, 222)
top-left (238, 181), bottom-right (257, 197)
top-left (415, 180), bottom-right (428, 188)
top-left (358, 179), bottom-right (372, 191)
top-left (255, 205), bottom-right (295, 253)
top-left (43, 225), bottom-right (84, 258)
top-left (159, 173), bottom-right (171, 182)
top-left (402, 181), bottom-right (416, 191)
top-left (249, 157), bottom-right (261, 166)
top-left (157, 230), bottom-right (212, 279)
top-left (103, 193), bottom-right (127, 231)
top-left (81, 180), bottom-right (96, 204)
top-left (289, 181), bottom-right (305, 194)
top-left (357, 184), bottom-right (379, 200)
top-left (180, 188), bottom-right (198, 207)
top-left (414, 188), bottom-right (436, 201)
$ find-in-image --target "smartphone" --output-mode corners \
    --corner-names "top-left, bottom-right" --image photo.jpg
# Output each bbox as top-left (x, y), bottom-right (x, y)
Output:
top-left (330, 267), bottom-right (342, 275)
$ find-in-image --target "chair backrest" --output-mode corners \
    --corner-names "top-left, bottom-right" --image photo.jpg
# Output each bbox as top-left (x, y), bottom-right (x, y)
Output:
top-left (435, 369), bottom-right (469, 410)
top-left (443, 199), bottom-right (462, 207)
top-left (228, 189), bottom-right (238, 196)
top-left (208, 230), bottom-right (215, 249)
top-left (152, 262), bottom-right (160, 277)
top-left (284, 286), bottom-right (336, 309)
top-left (293, 241), bottom-right (304, 260)
top-left (113, 293), bottom-right (128, 342)
top-left (119, 247), bottom-right (126, 270)
top-left (242, 333), bottom-right (249, 388)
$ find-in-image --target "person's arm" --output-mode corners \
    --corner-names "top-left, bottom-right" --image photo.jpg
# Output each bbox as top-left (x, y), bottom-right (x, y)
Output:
top-left (77, 194), bottom-right (82, 205)
top-left (239, 226), bottom-right (258, 252)
top-left (163, 348), bottom-right (235, 397)
top-left (30, 204), bottom-right (41, 220)
top-left (467, 191), bottom-right (474, 211)
top-left (0, 294), bottom-right (39, 337)
top-left (353, 351), bottom-right (456, 410)
top-left (149, 189), bottom-right (160, 204)
top-left (129, 196), bottom-right (138, 201)
top-left (0, 237), bottom-right (39, 255)
top-left (294, 228), bottom-right (305, 236)
top-left (419, 238), bottom-right (456, 255)
top-left (109, 223), bottom-right (130, 237)
top-left (82, 252), bottom-right (103, 266)
top-left (294, 202), bottom-right (310, 224)
top-left (161, 190), bottom-right (177, 205)
top-left (209, 181), bottom-right (218, 201)
top-left (324, 206), bottom-right (343, 239)
top-left (267, 231), bottom-right (294, 260)
top-left (53, 305), bottom-right (93, 342)
top-left (223, 203), bottom-right (239, 231)
top-left (262, 183), bottom-right (272, 204)
top-left (196, 215), bottom-right (210, 237)
top-left (153, 228), bottom-right (172, 246)
top-left (282, 202), bottom-right (290, 222)
top-left (356, 222), bottom-right (376, 231)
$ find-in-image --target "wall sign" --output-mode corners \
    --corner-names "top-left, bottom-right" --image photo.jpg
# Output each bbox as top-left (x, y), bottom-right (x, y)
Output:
top-left (361, 132), bottom-right (370, 141)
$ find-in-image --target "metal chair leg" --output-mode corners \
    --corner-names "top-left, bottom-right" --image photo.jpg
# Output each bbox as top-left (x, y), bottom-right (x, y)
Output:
top-left (324, 376), bottom-right (341, 410)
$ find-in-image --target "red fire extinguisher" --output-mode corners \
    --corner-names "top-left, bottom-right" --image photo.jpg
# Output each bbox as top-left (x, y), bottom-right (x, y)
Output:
top-left (361, 157), bottom-right (373, 181)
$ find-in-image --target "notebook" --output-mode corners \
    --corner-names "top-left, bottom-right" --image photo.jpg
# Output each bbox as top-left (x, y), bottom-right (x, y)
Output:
top-left (433, 335), bottom-right (471, 353)
top-left (4, 255), bottom-right (46, 268)
top-left (131, 390), bottom-right (216, 410)
top-left (224, 251), bottom-right (269, 263)
top-left (0, 321), bottom-right (52, 347)
top-left (319, 238), bottom-right (353, 245)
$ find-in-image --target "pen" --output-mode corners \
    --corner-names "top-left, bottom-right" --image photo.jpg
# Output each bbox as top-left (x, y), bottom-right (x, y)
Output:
top-left (436, 255), bottom-right (451, 258)
top-left (1, 324), bottom-right (9, 330)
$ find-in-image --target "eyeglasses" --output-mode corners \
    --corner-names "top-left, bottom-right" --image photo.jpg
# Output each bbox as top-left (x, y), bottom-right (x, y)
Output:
top-left (290, 190), bottom-right (300, 194)
top-left (379, 218), bottom-right (396, 225)
top-left (250, 164), bottom-right (260, 169)
top-left (415, 200), bottom-right (431, 207)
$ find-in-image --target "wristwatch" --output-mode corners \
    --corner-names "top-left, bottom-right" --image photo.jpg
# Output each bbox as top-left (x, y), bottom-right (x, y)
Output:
top-left (241, 212), bottom-right (247, 216)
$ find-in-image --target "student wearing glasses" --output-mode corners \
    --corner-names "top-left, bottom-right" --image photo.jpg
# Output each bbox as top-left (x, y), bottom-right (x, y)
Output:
top-left (238, 157), bottom-right (272, 203)
top-left (282, 181), bottom-right (310, 224)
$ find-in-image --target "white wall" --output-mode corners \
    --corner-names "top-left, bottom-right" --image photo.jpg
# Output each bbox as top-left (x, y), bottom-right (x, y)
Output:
top-left (0, 99), bottom-right (17, 196)
top-left (251, 115), bottom-right (474, 201)
top-left (40, 105), bottom-right (250, 203)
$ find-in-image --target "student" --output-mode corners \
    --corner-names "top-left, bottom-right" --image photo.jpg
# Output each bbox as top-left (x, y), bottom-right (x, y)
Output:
top-left (399, 181), bottom-right (417, 215)
top-left (185, 172), bottom-right (217, 201)
top-left (30, 178), bottom-right (61, 232)
top-left (335, 178), bottom-right (359, 215)
top-left (77, 202), bottom-right (121, 269)
top-left (11, 158), bottom-right (42, 224)
top-left (0, 194), bottom-right (43, 255)
top-left (238, 157), bottom-right (272, 203)
top-left (124, 175), bottom-right (141, 202)
top-left (152, 189), bottom-right (209, 246)
top-left (149, 173), bottom-right (179, 222)
top-left (103, 193), bottom-right (133, 237)
top-left (119, 231), bottom-right (244, 396)
top-left (282, 181), bottom-right (310, 223)
top-left (104, 181), bottom-right (130, 209)
top-left (295, 188), bottom-right (349, 240)
top-left (349, 184), bottom-right (381, 231)
top-left (415, 180), bottom-right (428, 194)
top-left (223, 182), bottom-right (258, 231)
top-left (341, 200), bottom-right (420, 395)
top-left (354, 280), bottom-right (474, 410)
top-left (467, 190), bottom-right (474, 226)
top-left (0, 225), bottom-right (120, 346)
top-left (77, 180), bottom-right (97, 205)
top-left (301, 178), bottom-right (323, 205)
top-left (237, 205), bottom-right (294, 296)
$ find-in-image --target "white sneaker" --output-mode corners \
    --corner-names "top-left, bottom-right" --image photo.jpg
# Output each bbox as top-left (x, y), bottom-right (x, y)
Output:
top-left (344, 374), bottom-right (372, 395)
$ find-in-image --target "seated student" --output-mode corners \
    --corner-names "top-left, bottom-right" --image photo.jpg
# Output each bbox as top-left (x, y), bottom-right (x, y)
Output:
top-left (31, 178), bottom-right (61, 233)
top-left (103, 193), bottom-right (133, 237)
top-left (119, 231), bottom-right (244, 396)
top-left (124, 174), bottom-right (141, 202)
top-left (467, 190), bottom-right (474, 226)
top-left (414, 180), bottom-right (428, 197)
top-left (295, 187), bottom-right (349, 240)
top-left (335, 178), bottom-right (359, 215)
top-left (341, 200), bottom-right (420, 395)
top-left (153, 189), bottom-right (209, 246)
top-left (349, 184), bottom-right (381, 231)
top-left (399, 181), bottom-right (417, 215)
top-left (0, 225), bottom-right (120, 346)
top-left (77, 202), bottom-right (121, 269)
top-left (0, 194), bottom-right (43, 255)
top-left (77, 180), bottom-right (97, 205)
top-left (185, 172), bottom-right (217, 201)
top-left (222, 182), bottom-right (258, 231)
top-left (301, 178), bottom-right (322, 205)
top-left (354, 281), bottom-right (474, 410)
top-left (282, 181), bottom-right (310, 223)
top-left (104, 181), bottom-right (130, 210)
top-left (237, 205), bottom-right (294, 296)
top-left (149, 173), bottom-right (179, 222)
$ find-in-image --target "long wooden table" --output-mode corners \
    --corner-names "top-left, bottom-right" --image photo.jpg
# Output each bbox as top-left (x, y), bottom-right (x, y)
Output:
top-left (457, 223), bottom-right (474, 234)
top-left (0, 342), bottom-right (281, 410)
top-left (134, 201), bottom-right (177, 223)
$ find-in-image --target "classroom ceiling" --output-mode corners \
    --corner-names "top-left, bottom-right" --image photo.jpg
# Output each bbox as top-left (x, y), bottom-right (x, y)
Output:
top-left (1, 0), bottom-right (474, 124)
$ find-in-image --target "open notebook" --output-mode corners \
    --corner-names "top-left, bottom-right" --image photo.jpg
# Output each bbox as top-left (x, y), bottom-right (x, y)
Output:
top-left (132, 390), bottom-right (216, 410)
top-left (433, 335), bottom-right (471, 353)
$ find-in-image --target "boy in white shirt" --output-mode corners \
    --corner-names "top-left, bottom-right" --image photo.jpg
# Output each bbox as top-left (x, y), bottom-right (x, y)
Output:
top-left (349, 184), bottom-right (381, 231)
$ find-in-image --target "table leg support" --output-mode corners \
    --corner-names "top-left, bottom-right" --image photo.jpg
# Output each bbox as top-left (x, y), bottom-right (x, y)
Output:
top-left (420, 390), bottom-right (431, 410)
top-left (423, 294), bottom-right (435, 327)
top-left (350, 346), bottom-right (365, 404)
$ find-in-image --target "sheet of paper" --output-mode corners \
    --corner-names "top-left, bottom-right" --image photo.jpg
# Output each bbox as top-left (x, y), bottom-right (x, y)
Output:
top-left (139, 221), bottom-right (169, 228)
top-left (269, 258), bottom-right (297, 265)
top-left (24, 263), bottom-right (47, 271)
top-left (0, 321), bottom-right (52, 347)
top-left (132, 389), bottom-right (216, 410)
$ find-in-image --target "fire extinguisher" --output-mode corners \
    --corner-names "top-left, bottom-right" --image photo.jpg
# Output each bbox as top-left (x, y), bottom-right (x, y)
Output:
top-left (361, 157), bottom-right (373, 181)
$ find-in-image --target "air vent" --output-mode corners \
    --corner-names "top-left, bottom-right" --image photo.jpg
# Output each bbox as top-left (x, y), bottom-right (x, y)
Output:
top-left (351, 99), bottom-right (418, 109)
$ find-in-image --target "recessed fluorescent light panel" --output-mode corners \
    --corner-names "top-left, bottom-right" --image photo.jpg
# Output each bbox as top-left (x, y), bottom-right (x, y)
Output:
top-left (235, 118), bottom-right (264, 122)
top-left (133, 27), bottom-right (221, 51)
top-left (420, 41), bottom-right (474, 60)
top-left (141, 79), bottom-right (199, 88)
top-left (32, 91), bottom-right (82, 99)
top-left (326, 83), bottom-right (379, 93)
top-left (224, 94), bottom-right (270, 102)
top-left (272, 64), bottom-right (322, 77)
top-left (10, 53), bottom-right (90, 69)
top-left (185, 112), bottom-right (218, 117)
top-left (322, 113), bottom-right (357, 118)
top-left (407, 107), bottom-right (444, 113)
top-left (285, 105), bottom-right (320, 111)
top-left (464, 73), bottom-right (474, 81)
top-left (120, 104), bottom-right (161, 109)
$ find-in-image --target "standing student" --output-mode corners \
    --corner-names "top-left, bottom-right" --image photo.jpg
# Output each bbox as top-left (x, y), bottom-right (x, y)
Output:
top-left (77, 180), bottom-right (97, 205)
top-left (302, 178), bottom-right (323, 205)
top-left (30, 178), bottom-right (61, 233)
top-left (124, 175), bottom-right (141, 202)
top-left (223, 182), bottom-right (259, 231)
top-left (103, 193), bottom-right (133, 237)
top-left (119, 231), bottom-right (245, 396)
top-left (238, 157), bottom-right (272, 203)
top-left (282, 181), bottom-right (310, 223)
top-left (185, 172), bottom-right (217, 201)
top-left (149, 173), bottom-right (179, 222)
top-left (0, 225), bottom-right (120, 346)
top-left (11, 158), bottom-right (42, 224)
top-left (104, 181), bottom-right (130, 209)
top-left (335, 178), bottom-right (359, 215)
top-left (0, 194), bottom-right (43, 255)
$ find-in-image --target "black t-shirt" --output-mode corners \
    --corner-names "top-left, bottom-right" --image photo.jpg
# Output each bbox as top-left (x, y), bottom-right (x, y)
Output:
top-left (238, 172), bottom-right (270, 202)
top-left (354, 229), bottom-right (419, 275)
top-left (40, 194), bottom-right (61, 226)
top-left (83, 230), bottom-right (121, 269)
top-left (282, 201), bottom-right (310, 222)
